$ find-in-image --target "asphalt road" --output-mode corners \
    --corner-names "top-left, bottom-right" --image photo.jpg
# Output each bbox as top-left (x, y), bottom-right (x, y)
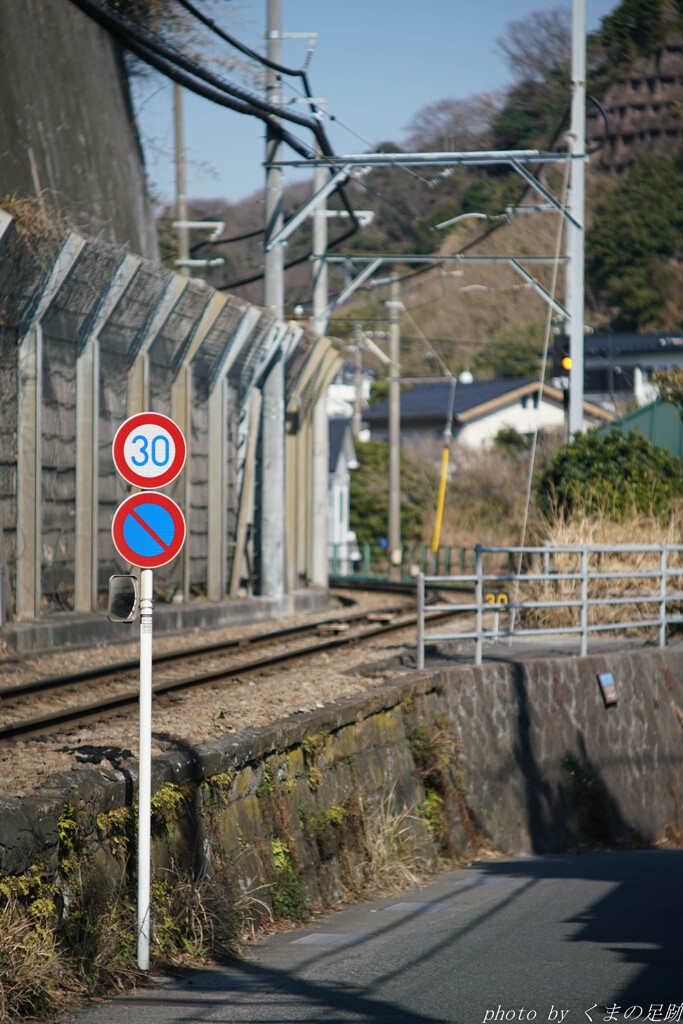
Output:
top-left (64, 849), bottom-right (683, 1024)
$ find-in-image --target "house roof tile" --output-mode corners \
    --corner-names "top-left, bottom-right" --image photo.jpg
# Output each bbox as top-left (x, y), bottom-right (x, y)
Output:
top-left (364, 377), bottom-right (536, 424)
top-left (586, 332), bottom-right (683, 357)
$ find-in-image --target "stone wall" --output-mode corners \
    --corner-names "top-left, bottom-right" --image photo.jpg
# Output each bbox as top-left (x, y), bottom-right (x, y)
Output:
top-left (590, 36), bottom-right (683, 171)
top-left (2, 647), bottom-right (683, 919)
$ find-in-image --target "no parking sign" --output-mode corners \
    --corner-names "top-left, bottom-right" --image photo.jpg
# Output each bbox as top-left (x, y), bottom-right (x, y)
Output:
top-left (111, 491), bottom-right (186, 569)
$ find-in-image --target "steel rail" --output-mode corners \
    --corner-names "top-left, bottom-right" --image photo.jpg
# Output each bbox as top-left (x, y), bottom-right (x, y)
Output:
top-left (0, 609), bottom-right (462, 743)
top-left (0, 605), bottom-right (411, 702)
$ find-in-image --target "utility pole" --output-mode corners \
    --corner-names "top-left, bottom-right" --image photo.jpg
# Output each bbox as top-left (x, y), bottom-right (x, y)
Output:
top-left (567, 0), bottom-right (586, 436)
top-left (387, 278), bottom-right (401, 579)
top-left (260, 0), bottom-right (285, 600)
top-left (312, 160), bottom-right (328, 335)
top-left (310, 160), bottom-right (330, 588)
top-left (353, 324), bottom-right (363, 436)
top-left (264, 0), bottom-right (284, 316)
top-left (174, 84), bottom-right (190, 279)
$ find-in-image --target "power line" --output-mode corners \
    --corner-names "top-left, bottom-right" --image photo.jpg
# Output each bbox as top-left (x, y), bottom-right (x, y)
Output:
top-left (68, 0), bottom-right (363, 266)
top-left (69, 0), bottom-right (320, 139)
top-left (68, 0), bottom-right (316, 157)
top-left (175, 0), bottom-right (315, 79)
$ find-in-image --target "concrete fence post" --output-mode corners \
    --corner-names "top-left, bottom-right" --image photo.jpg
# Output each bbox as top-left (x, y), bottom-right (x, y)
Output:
top-left (416, 572), bottom-right (425, 670)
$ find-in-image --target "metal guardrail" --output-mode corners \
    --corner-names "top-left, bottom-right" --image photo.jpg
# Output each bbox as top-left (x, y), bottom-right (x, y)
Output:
top-left (328, 542), bottom-right (475, 580)
top-left (416, 543), bottom-right (683, 667)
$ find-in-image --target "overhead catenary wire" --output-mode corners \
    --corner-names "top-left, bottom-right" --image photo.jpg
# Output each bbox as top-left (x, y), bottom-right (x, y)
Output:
top-left (149, 0), bottom-right (437, 245)
top-left (217, 223), bottom-right (359, 291)
top-left (68, 0), bottom-right (363, 271)
top-left (67, 0), bottom-right (316, 159)
top-left (386, 85), bottom-right (609, 293)
top-left (174, 0), bottom-right (314, 78)
top-left (68, 0), bottom-right (322, 137)
top-left (400, 304), bottom-right (453, 379)
top-left (178, 0), bottom-right (436, 190)
top-left (176, 0), bottom-right (422, 255)
top-left (88, 0), bottom-right (481, 290)
top-left (508, 151), bottom-right (572, 637)
top-left (171, 0), bottom-right (364, 221)
top-left (190, 226), bottom-right (263, 257)
top-left (66, 0), bottom-right (364, 246)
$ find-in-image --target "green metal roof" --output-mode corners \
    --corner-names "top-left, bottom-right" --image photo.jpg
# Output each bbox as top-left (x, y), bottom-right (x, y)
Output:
top-left (601, 400), bottom-right (683, 458)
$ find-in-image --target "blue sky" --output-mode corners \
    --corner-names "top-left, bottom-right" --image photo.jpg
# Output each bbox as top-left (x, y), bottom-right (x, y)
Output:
top-left (134, 0), bottom-right (619, 207)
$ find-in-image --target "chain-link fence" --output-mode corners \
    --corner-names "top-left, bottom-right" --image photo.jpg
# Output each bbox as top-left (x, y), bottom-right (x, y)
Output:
top-left (0, 208), bottom-right (311, 621)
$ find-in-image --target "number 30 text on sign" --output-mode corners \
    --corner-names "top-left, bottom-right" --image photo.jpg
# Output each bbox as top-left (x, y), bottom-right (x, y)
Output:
top-left (112, 412), bottom-right (187, 490)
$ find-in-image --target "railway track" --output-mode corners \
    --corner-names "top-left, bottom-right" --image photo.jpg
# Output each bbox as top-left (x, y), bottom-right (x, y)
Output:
top-left (0, 603), bottom-right (466, 743)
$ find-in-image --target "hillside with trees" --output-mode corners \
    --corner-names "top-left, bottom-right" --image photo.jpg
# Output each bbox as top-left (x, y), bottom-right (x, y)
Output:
top-left (149, 0), bottom-right (683, 380)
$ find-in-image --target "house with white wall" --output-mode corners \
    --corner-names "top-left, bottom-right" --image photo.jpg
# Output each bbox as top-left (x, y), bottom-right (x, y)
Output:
top-left (327, 417), bottom-right (359, 575)
top-left (364, 377), bottom-right (612, 461)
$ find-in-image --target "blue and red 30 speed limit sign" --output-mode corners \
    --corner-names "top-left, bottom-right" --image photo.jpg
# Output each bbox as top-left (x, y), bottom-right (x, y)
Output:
top-left (112, 492), bottom-right (186, 570)
top-left (112, 412), bottom-right (186, 490)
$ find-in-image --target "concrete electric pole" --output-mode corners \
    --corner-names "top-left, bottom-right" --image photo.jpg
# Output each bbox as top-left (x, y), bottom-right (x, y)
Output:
top-left (312, 160), bottom-right (328, 336)
top-left (174, 84), bottom-right (190, 279)
top-left (567, 0), bottom-right (586, 436)
top-left (387, 278), bottom-right (401, 579)
top-left (260, 0), bottom-right (285, 599)
top-left (264, 0), bottom-right (284, 316)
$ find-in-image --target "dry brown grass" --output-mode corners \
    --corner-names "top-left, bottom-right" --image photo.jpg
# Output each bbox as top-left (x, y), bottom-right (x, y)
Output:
top-left (437, 438), bottom-right (560, 554)
top-left (0, 900), bottom-right (60, 1024)
top-left (1, 194), bottom-right (68, 264)
top-left (356, 790), bottom-right (429, 894)
top-left (516, 507), bottom-right (683, 633)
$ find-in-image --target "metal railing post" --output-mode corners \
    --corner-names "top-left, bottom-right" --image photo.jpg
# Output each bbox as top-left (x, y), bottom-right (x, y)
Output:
top-left (580, 546), bottom-right (588, 656)
top-left (417, 572), bottom-right (425, 670)
top-left (659, 545), bottom-right (667, 648)
top-left (475, 544), bottom-right (483, 666)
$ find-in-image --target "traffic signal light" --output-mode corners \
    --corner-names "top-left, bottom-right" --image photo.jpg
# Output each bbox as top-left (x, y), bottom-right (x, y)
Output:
top-left (552, 332), bottom-right (571, 378)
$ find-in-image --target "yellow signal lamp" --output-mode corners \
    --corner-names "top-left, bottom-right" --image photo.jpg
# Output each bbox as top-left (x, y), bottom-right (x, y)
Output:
top-left (561, 355), bottom-right (572, 372)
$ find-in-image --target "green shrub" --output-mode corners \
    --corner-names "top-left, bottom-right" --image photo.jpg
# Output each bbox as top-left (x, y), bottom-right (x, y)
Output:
top-left (537, 428), bottom-right (683, 521)
top-left (349, 440), bottom-right (437, 549)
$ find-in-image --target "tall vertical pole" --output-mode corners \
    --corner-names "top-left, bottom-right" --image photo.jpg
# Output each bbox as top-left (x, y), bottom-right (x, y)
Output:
top-left (74, 331), bottom-right (99, 612)
top-left (174, 84), bottom-right (190, 279)
top-left (264, 0), bottom-right (283, 316)
top-left (17, 323), bottom-right (43, 620)
top-left (312, 161), bottom-right (328, 335)
top-left (310, 159), bottom-right (331, 588)
top-left (387, 278), bottom-right (401, 579)
top-left (417, 572), bottom-right (425, 670)
top-left (137, 568), bottom-right (153, 971)
top-left (353, 325), bottom-right (363, 436)
top-left (260, 0), bottom-right (285, 600)
top-left (568, 0), bottom-right (586, 436)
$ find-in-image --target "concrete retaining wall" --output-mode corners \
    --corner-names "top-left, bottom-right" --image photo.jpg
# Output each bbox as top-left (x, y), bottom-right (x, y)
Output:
top-left (2, 647), bottom-right (683, 914)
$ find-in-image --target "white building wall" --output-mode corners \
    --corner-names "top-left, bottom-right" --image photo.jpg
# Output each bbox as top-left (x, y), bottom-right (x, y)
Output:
top-left (327, 466), bottom-right (351, 573)
top-left (458, 397), bottom-right (566, 447)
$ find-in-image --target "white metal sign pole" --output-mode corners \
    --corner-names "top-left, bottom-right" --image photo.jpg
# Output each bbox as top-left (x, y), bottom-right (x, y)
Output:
top-left (137, 567), bottom-right (153, 970)
top-left (568, 0), bottom-right (586, 437)
top-left (112, 412), bottom-right (186, 972)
